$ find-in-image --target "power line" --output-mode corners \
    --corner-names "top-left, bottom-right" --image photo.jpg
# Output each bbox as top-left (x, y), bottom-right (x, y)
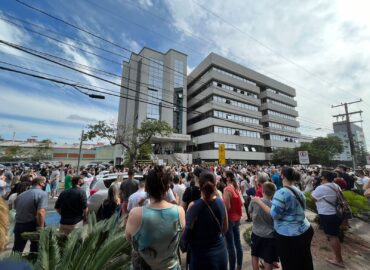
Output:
top-left (2, 3), bottom-right (344, 135)
top-left (0, 39), bottom-right (184, 109)
top-left (191, 0), bottom-right (368, 106)
top-left (0, 65), bottom-right (180, 111)
top-left (1, 63), bottom-right (327, 142)
top-left (1, 40), bottom-right (333, 136)
top-left (332, 99), bottom-right (363, 169)
top-left (13, 0), bottom-right (330, 109)
top-left (14, 0), bottom-right (187, 80)
top-left (11, 0), bottom-right (338, 114)
top-left (83, 0), bottom-right (333, 107)
top-left (0, 41), bottom-right (334, 138)
top-left (0, 15), bottom-right (191, 101)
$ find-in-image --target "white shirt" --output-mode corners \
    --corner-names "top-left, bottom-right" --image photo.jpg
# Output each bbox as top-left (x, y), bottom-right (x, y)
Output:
top-left (311, 183), bottom-right (340, 215)
top-left (357, 176), bottom-right (370, 187)
top-left (173, 183), bottom-right (186, 203)
top-left (240, 180), bottom-right (250, 197)
top-left (127, 188), bottom-right (147, 212)
top-left (8, 193), bottom-right (17, 209)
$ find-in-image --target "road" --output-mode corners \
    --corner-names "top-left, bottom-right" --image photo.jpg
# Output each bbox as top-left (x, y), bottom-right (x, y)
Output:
top-left (45, 197), bottom-right (60, 227)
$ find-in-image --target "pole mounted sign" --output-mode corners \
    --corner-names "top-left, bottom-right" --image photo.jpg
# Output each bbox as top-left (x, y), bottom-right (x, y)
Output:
top-left (298, 151), bottom-right (310, 165)
top-left (218, 144), bottom-right (226, 165)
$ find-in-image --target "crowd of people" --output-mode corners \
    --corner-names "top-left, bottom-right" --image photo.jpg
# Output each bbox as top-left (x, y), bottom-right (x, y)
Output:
top-left (0, 162), bottom-right (369, 269)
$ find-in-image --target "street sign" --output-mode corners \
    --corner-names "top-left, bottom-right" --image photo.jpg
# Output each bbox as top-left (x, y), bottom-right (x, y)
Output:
top-left (366, 155), bottom-right (370, 165)
top-left (298, 151), bottom-right (310, 165)
top-left (218, 144), bottom-right (226, 165)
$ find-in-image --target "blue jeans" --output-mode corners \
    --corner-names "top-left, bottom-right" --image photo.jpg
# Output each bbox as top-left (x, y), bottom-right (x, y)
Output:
top-left (225, 220), bottom-right (243, 270)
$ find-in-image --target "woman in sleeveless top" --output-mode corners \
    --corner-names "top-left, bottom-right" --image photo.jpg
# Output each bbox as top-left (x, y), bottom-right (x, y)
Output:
top-left (125, 165), bottom-right (185, 270)
top-left (223, 170), bottom-right (243, 270)
top-left (186, 171), bottom-right (228, 270)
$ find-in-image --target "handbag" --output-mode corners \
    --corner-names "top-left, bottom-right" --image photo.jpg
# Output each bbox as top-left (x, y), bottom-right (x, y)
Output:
top-left (323, 184), bottom-right (353, 220)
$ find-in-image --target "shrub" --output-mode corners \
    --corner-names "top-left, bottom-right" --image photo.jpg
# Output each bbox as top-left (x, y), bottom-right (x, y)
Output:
top-left (343, 191), bottom-right (370, 216)
top-left (304, 192), bottom-right (317, 213)
top-left (243, 226), bottom-right (252, 246)
top-left (1, 214), bottom-right (131, 270)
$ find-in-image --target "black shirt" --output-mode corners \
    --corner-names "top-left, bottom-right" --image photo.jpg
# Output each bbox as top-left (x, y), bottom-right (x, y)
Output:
top-left (340, 172), bottom-right (354, 189)
top-left (55, 187), bottom-right (87, 225)
top-left (182, 186), bottom-right (201, 206)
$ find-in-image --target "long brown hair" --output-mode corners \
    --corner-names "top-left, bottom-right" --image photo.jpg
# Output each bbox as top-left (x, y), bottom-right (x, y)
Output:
top-left (199, 172), bottom-right (216, 202)
top-left (225, 171), bottom-right (238, 190)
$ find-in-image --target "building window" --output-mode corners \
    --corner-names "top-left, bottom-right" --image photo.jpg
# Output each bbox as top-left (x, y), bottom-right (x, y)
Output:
top-left (147, 58), bottom-right (164, 120)
top-left (213, 110), bottom-right (259, 125)
top-left (267, 110), bottom-right (296, 120)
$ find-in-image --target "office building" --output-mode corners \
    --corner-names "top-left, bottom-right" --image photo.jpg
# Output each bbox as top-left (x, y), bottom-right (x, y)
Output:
top-left (187, 53), bottom-right (300, 163)
top-left (332, 121), bottom-right (367, 161)
top-left (116, 48), bottom-right (191, 164)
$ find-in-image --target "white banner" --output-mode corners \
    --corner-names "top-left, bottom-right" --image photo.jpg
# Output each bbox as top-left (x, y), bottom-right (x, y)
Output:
top-left (298, 151), bottom-right (310, 165)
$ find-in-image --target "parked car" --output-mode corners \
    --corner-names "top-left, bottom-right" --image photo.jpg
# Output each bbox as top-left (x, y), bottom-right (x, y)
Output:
top-left (87, 173), bottom-right (143, 212)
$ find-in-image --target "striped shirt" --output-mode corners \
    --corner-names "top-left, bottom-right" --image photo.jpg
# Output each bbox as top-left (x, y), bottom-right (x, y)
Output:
top-left (270, 186), bottom-right (310, 236)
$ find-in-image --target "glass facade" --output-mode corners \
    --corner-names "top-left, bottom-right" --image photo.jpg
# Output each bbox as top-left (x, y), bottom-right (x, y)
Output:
top-left (147, 58), bottom-right (164, 120)
top-left (174, 59), bottom-right (184, 87)
top-left (173, 59), bottom-right (184, 133)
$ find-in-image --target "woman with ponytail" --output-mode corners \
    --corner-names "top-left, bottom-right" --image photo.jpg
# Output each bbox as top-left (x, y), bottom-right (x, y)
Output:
top-left (223, 170), bottom-right (244, 270)
top-left (185, 171), bottom-right (228, 270)
top-left (252, 166), bottom-right (314, 270)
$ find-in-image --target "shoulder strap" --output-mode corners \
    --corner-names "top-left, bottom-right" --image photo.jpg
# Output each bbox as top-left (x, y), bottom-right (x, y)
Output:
top-left (203, 199), bottom-right (224, 236)
top-left (324, 183), bottom-right (340, 194)
top-left (285, 186), bottom-right (305, 210)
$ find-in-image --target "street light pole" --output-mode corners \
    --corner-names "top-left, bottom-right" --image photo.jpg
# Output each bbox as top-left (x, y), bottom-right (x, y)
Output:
top-left (76, 129), bottom-right (84, 175)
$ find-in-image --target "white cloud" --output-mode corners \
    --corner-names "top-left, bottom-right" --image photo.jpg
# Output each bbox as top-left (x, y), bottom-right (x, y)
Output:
top-left (0, 86), bottom-right (117, 129)
top-left (137, 0), bottom-right (153, 9)
top-left (165, 0), bottom-right (370, 146)
top-left (0, 16), bottom-right (30, 56)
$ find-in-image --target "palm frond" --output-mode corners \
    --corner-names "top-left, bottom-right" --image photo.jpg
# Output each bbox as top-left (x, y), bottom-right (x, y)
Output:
top-left (33, 228), bottom-right (61, 270)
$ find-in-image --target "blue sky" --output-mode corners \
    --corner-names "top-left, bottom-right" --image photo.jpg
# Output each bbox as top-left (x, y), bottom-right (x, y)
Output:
top-left (0, 0), bottom-right (369, 148)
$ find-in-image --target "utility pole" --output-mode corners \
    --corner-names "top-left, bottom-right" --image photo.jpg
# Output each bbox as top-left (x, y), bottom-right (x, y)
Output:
top-left (76, 129), bottom-right (84, 175)
top-left (332, 99), bottom-right (363, 170)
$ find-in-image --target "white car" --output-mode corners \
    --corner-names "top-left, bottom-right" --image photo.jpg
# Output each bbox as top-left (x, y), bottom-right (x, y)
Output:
top-left (87, 174), bottom-right (143, 212)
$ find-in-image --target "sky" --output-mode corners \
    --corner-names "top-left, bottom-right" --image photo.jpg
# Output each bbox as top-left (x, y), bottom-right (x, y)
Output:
top-left (0, 0), bottom-right (369, 149)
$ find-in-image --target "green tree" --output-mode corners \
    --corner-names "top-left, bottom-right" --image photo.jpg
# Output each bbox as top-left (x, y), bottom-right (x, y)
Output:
top-left (1, 145), bottom-right (23, 161)
top-left (272, 136), bottom-right (344, 166)
top-left (84, 119), bottom-right (173, 167)
top-left (272, 148), bottom-right (297, 165)
top-left (33, 140), bottom-right (53, 161)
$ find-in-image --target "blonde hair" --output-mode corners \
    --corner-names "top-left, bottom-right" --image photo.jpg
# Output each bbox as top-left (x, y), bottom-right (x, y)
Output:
top-left (0, 198), bottom-right (9, 251)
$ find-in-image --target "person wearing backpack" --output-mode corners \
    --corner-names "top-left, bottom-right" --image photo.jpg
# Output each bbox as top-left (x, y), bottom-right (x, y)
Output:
top-left (312, 170), bottom-right (345, 269)
top-left (252, 166), bottom-right (314, 270)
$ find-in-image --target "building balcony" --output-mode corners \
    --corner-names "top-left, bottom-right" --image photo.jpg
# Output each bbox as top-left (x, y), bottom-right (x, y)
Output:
top-left (187, 117), bottom-right (263, 134)
top-left (192, 150), bottom-right (266, 161)
top-left (259, 91), bottom-right (297, 107)
top-left (261, 115), bottom-right (300, 127)
top-left (192, 133), bottom-right (265, 146)
top-left (260, 102), bottom-right (298, 117)
top-left (264, 140), bottom-right (299, 149)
